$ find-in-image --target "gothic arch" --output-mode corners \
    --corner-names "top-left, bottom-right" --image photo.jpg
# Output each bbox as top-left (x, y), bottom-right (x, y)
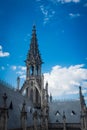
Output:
top-left (20, 79), bottom-right (42, 98)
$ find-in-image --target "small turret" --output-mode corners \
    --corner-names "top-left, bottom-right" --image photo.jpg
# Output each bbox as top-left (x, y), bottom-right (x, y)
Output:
top-left (17, 76), bottom-right (20, 90)
top-left (79, 86), bottom-right (82, 106)
top-left (50, 93), bottom-right (52, 103)
top-left (21, 100), bottom-right (27, 130)
top-left (45, 82), bottom-right (48, 103)
top-left (63, 111), bottom-right (66, 130)
top-left (20, 25), bottom-right (44, 107)
top-left (45, 82), bottom-right (48, 90)
top-left (26, 25), bottom-right (43, 79)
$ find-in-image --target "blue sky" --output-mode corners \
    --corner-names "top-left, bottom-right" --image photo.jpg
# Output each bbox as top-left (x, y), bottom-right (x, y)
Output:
top-left (0, 0), bottom-right (87, 99)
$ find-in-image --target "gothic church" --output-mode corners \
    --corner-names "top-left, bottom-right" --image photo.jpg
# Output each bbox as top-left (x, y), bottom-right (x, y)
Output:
top-left (0, 25), bottom-right (87, 130)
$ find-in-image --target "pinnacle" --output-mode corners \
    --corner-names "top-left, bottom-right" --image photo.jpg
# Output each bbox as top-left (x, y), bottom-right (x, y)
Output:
top-left (26, 25), bottom-right (43, 65)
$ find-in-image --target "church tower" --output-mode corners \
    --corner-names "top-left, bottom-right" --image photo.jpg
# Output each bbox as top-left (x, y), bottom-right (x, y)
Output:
top-left (20, 25), bottom-right (44, 108)
top-left (26, 25), bottom-right (43, 79)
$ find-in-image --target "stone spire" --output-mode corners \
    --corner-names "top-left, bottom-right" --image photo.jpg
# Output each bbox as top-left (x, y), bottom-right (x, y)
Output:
top-left (21, 101), bottom-right (27, 130)
top-left (45, 82), bottom-right (48, 104)
top-left (26, 25), bottom-right (43, 65)
top-left (17, 76), bottom-right (20, 90)
top-left (79, 86), bottom-right (83, 109)
top-left (63, 111), bottom-right (66, 130)
top-left (20, 25), bottom-right (44, 108)
top-left (50, 93), bottom-right (52, 103)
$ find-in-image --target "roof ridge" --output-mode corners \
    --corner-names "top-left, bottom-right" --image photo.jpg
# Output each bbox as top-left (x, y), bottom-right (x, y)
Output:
top-left (0, 79), bottom-right (15, 90)
top-left (51, 99), bottom-right (80, 103)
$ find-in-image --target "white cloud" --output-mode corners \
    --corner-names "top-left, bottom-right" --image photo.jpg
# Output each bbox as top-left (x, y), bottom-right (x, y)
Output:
top-left (44, 64), bottom-right (87, 98)
top-left (15, 66), bottom-right (26, 79)
top-left (18, 66), bottom-right (26, 71)
top-left (39, 5), bottom-right (55, 24)
top-left (40, 5), bottom-right (48, 16)
top-left (0, 51), bottom-right (10, 57)
top-left (63, 0), bottom-right (80, 3)
top-left (10, 65), bottom-right (26, 79)
top-left (40, 5), bottom-right (49, 24)
top-left (69, 13), bottom-right (80, 18)
top-left (20, 75), bottom-right (26, 79)
top-left (11, 66), bottom-right (17, 70)
top-left (11, 65), bottom-right (26, 73)
top-left (50, 0), bottom-right (80, 4)
top-left (0, 45), bottom-right (10, 57)
top-left (16, 71), bottom-right (24, 75)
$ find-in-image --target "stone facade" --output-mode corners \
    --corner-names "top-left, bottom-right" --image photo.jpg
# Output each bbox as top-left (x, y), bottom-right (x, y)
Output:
top-left (20, 25), bottom-right (49, 130)
top-left (0, 25), bottom-right (87, 130)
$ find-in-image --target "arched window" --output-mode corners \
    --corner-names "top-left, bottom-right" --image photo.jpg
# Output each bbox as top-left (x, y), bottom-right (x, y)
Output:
top-left (30, 66), bottom-right (34, 76)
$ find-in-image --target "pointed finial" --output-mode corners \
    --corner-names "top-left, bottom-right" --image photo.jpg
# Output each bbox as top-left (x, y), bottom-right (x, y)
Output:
top-left (79, 86), bottom-right (82, 98)
top-left (17, 76), bottom-right (20, 81)
top-left (63, 111), bottom-right (66, 120)
top-left (79, 86), bottom-right (81, 90)
top-left (32, 24), bottom-right (36, 32)
top-left (22, 100), bottom-right (26, 112)
top-left (32, 24), bottom-right (36, 38)
top-left (50, 93), bottom-right (52, 103)
top-left (9, 101), bottom-right (13, 110)
top-left (17, 76), bottom-right (20, 90)
top-left (46, 81), bottom-right (48, 86)
top-left (63, 111), bottom-right (66, 130)
top-left (82, 95), bottom-right (86, 106)
top-left (33, 24), bottom-right (36, 29)
top-left (45, 81), bottom-right (48, 90)
top-left (21, 100), bottom-right (27, 127)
